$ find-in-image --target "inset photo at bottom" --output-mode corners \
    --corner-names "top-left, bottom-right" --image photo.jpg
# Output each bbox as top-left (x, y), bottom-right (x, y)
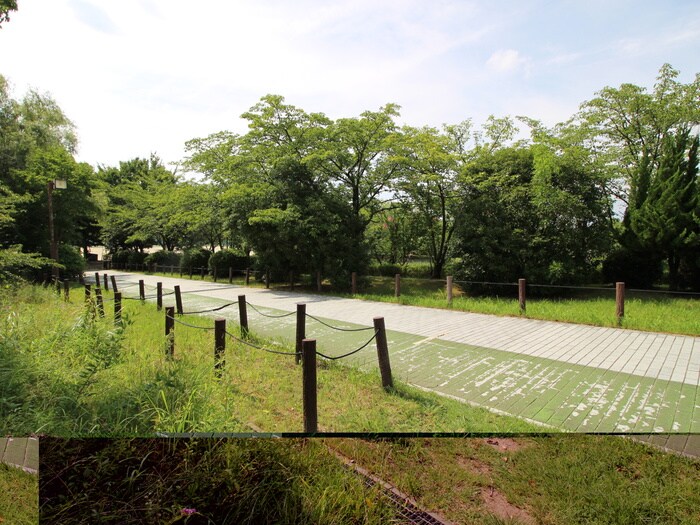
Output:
top-left (1, 436), bottom-right (38, 525)
top-left (39, 435), bottom-right (700, 525)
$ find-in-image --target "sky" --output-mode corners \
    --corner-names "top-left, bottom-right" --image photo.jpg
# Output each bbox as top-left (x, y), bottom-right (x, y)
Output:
top-left (1, 0), bottom-right (699, 171)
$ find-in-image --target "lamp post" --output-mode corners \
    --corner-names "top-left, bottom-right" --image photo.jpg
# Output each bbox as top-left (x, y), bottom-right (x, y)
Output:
top-left (47, 179), bottom-right (66, 281)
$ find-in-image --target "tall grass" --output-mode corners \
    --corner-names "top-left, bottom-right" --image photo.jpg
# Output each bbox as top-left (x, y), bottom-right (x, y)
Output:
top-left (0, 284), bottom-right (537, 435)
top-left (40, 438), bottom-right (398, 524)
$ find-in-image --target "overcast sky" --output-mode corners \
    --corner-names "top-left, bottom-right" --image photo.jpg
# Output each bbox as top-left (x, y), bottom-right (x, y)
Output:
top-left (1, 0), bottom-right (698, 170)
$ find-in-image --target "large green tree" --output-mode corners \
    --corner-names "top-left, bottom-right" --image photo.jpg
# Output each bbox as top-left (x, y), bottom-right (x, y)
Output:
top-left (631, 131), bottom-right (699, 289)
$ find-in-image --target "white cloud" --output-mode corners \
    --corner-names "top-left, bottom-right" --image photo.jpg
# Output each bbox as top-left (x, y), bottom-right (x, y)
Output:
top-left (486, 49), bottom-right (528, 73)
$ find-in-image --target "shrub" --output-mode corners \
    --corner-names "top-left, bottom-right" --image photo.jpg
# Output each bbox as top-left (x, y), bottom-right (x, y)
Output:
top-left (180, 249), bottom-right (211, 272)
top-left (58, 244), bottom-right (86, 279)
top-left (208, 250), bottom-right (250, 276)
top-left (144, 250), bottom-right (181, 270)
top-left (602, 246), bottom-right (663, 288)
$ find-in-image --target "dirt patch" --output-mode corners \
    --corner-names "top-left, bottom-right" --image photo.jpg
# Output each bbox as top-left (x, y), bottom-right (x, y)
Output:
top-left (481, 487), bottom-right (536, 525)
top-left (456, 455), bottom-right (492, 475)
top-left (484, 437), bottom-right (525, 452)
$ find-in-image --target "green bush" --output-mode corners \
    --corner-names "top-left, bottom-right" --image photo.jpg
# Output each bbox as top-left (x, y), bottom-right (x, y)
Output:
top-left (0, 246), bottom-right (54, 284)
top-left (58, 244), bottom-right (86, 279)
top-left (602, 246), bottom-right (663, 288)
top-left (144, 250), bottom-right (181, 270)
top-left (368, 263), bottom-right (403, 276)
top-left (180, 249), bottom-right (211, 272)
top-left (208, 249), bottom-right (250, 276)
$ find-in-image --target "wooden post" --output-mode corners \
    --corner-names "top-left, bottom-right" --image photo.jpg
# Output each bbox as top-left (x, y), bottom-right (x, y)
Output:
top-left (165, 306), bottom-right (175, 357)
top-left (63, 279), bottom-right (69, 301)
top-left (84, 284), bottom-right (91, 302)
top-left (201, 266), bottom-right (206, 280)
top-left (446, 276), bottom-right (453, 305)
top-left (213, 266), bottom-right (218, 282)
top-left (103, 273), bottom-right (109, 291)
top-left (156, 282), bottom-right (163, 311)
top-left (518, 278), bottom-right (526, 314)
top-left (154, 263), bottom-right (158, 274)
top-left (302, 338), bottom-right (318, 433)
top-left (214, 318), bottom-right (226, 376)
top-left (55, 278), bottom-right (61, 295)
top-left (95, 287), bottom-right (105, 318)
top-left (245, 268), bottom-right (250, 286)
top-left (295, 303), bottom-right (306, 365)
top-left (139, 279), bottom-right (145, 301)
top-left (189, 266), bottom-right (193, 279)
top-left (94, 272), bottom-right (100, 288)
top-left (394, 273), bottom-right (401, 298)
top-left (265, 269), bottom-right (270, 289)
top-left (351, 272), bottom-right (357, 295)
top-left (373, 317), bottom-right (393, 390)
top-left (179, 266), bottom-right (183, 278)
top-left (229, 266), bottom-right (233, 284)
top-left (174, 285), bottom-right (183, 315)
top-left (110, 275), bottom-right (118, 294)
top-left (616, 282), bottom-right (625, 325)
top-left (316, 271), bottom-right (322, 292)
top-left (114, 292), bottom-right (122, 327)
top-left (238, 295), bottom-right (248, 337)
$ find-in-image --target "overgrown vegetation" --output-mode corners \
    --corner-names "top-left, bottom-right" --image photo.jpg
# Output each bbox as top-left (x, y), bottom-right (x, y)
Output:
top-left (0, 284), bottom-right (536, 435)
top-left (40, 438), bottom-right (398, 525)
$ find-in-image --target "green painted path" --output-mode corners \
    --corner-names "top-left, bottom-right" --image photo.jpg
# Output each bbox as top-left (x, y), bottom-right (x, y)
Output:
top-left (0, 437), bottom-right (38, 474)
top-left (108, 273), bottom-right (700, 449)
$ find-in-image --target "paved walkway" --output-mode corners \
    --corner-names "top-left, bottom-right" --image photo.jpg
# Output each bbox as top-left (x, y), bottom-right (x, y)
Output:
top-left (107, 272), bottom-right (700, 455)
top-left (0, 437), bottom-right (38, 474)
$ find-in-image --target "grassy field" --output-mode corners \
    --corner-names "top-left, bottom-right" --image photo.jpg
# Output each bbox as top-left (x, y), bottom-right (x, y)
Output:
top-left (0, 463), bottom-right (37, 525)
top-left (38, 436), bottom-right (700, 525)
top-left (138, 270), bottom-right (700, 335)
top-left (0, 284), bottom-right (537, 435)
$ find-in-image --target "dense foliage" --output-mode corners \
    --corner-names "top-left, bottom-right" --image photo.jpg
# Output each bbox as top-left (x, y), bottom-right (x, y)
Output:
top-left (1, 65), bottom-right (699, 289)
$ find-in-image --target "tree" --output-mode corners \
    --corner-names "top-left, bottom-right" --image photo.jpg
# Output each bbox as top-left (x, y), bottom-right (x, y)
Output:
top-left (98, 155), bottom-right (178, 252)
top-left (393, 125), bottom-right (463, 278)
top-left (631, 131), bottom-right (700, 289)
top-left (577, 64), bottom-right (700, 205)
top-left (0, 0), bottom-right (17, 27)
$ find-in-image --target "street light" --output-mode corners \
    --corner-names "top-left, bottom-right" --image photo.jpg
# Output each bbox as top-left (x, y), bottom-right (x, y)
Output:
top-left (47, 179), bottom-right (66, 281)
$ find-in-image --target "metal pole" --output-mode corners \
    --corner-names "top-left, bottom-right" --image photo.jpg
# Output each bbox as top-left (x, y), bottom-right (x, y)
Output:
top-left (47, 181), bottom-right (59, 282)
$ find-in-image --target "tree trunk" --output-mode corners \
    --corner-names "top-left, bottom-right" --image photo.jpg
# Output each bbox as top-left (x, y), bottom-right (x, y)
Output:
top-left (668, 252), bottom-right (681, 291)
